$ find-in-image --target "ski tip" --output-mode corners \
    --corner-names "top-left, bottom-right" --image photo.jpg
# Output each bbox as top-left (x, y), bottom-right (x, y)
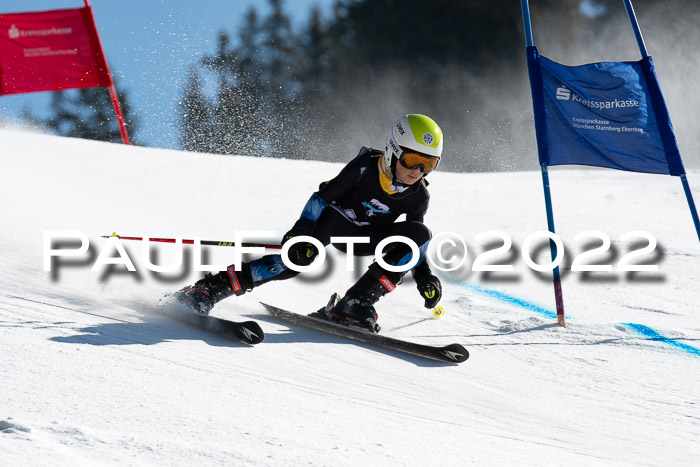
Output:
top-left (237, 321), bottom-right (265, 345)
top-left (440, 343), bottom-right (469, 363)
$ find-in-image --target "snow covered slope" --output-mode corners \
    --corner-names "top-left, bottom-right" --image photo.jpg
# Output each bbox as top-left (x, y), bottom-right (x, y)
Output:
top-left (1, 129), bottom-right (699, 466)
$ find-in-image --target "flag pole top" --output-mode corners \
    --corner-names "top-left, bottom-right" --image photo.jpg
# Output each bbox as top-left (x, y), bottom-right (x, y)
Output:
top-left (622, 0), bottom-right (649, 58)
top-left (520, 0), bottom-right (535, 47)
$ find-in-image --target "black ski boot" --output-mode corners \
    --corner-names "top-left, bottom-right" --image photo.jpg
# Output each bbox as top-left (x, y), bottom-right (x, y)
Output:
top-left (175, 265), bottom-right (253, 315)
top-left (324, 264), bottom-right (402, 333)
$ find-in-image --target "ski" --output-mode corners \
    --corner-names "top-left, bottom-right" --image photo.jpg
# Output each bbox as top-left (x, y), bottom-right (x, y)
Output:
top-left (160, 302), bottom-right (264, 345)
top-left (260, 302), bottom-right (468, 364)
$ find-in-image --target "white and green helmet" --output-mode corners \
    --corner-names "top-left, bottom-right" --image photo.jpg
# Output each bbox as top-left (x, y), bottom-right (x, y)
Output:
top-left (384, 114), bottom-right (444, 171)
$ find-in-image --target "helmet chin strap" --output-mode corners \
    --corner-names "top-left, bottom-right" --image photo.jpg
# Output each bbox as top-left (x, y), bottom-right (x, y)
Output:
top-left (378, 155), bottom-right (410, 194)
top-left (389, 157), bottom-right (403, 185)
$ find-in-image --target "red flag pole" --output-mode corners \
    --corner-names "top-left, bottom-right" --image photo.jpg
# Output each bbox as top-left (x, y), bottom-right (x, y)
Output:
top-left (83, 0), bottom-right (130, 145)
top-left (106, 83), bottom-right (131, 144)
top-left (102, 233), bottom-right (283, 250)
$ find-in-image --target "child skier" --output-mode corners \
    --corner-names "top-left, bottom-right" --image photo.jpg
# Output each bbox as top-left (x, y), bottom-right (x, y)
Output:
top-left (175, 114), bottom-right (444, 333)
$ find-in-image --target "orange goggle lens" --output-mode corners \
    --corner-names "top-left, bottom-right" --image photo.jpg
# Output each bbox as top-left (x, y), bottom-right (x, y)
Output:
top-left (399, 152), bottom-right (440, 174)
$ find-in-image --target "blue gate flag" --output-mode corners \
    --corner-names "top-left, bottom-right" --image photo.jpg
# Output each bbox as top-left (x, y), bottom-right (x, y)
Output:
top-left (526, 46), bottom-right (685, 175)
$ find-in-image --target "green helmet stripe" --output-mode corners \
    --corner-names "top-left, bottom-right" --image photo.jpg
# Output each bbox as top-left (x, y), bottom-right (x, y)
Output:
top-left (407, 114), bottom-right (442, 149)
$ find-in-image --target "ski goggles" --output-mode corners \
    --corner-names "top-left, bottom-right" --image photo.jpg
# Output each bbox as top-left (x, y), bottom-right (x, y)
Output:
top-left (398, 151), bottom-right (440, 174)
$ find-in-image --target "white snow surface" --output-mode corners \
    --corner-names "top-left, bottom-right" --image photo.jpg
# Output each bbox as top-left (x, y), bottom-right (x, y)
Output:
top-left (1, 129), bottom-right (699, 466)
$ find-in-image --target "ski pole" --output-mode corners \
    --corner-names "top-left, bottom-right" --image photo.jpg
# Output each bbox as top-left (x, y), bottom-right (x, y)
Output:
top-left (102, 232), bottom-right (282, 249)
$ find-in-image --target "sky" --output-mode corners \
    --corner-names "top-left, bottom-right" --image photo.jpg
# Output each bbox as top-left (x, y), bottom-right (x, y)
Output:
top-left (0, 0), bottom-right (336, 148)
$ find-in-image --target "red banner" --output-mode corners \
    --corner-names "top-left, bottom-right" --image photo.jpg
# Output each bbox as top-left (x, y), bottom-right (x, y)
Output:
top-left (0, 7), bottom-right (112, 95)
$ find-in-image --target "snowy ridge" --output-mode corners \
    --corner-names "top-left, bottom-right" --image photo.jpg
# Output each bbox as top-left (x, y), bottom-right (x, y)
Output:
top-left (1, 129), bottom-right (699, 465)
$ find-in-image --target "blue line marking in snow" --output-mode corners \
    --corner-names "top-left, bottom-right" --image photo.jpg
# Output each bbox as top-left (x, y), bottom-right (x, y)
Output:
top-left (623, 323), bottom-right (700, 357)
top-left (459, 282), bottom-right (557, 319)
top-left (459, 282), bottom-right (700, 357)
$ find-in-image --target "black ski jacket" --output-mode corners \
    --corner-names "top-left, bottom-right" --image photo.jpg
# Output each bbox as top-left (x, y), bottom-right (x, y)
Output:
top-left (314, 147), bottom-right (430, 226)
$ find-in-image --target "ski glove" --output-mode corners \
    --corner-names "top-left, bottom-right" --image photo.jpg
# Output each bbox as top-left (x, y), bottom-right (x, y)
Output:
top-left (413, 265), bottom-right (442, 309)
top-left (282, 218), bottom-right (319, 267)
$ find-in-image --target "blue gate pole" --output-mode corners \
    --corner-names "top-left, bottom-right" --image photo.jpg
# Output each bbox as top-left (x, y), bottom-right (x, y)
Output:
top-left (622, 0), bottom-right (648, 57)
top-left (541, 164), bottom-right (567, 327)
top-left (623, 0), bottom-right (700, 243)
top-left (521, 0), bottom-right (567, 326)
top-left (680, 175), bottom-right (700, 243)
top-left (521, 0), bottom-right (534, 47)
